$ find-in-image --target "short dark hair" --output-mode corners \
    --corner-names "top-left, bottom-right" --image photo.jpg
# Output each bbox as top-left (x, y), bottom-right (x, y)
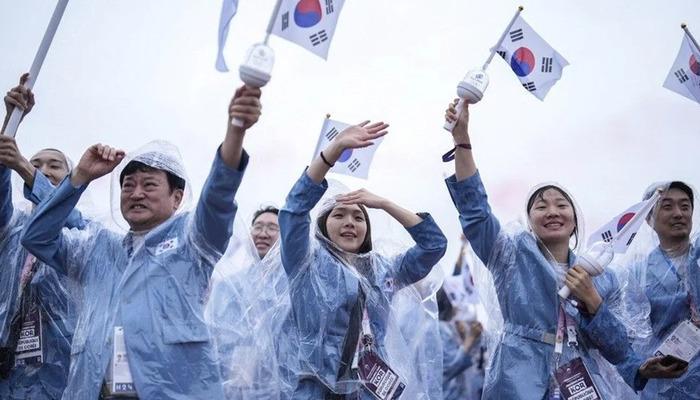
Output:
top-left (669, 181), bottom-right (694, 208)
top-left (317, 204), bottom-right (372, 254)
top-left (526, 185), bottom-right (579, 248)
top-left (252, 206), bottom-right (279, 225)
top-left (119, 161), bottom-right (186, 192)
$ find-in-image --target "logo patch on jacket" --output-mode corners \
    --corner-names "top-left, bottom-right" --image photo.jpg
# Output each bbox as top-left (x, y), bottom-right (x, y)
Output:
top-left (155, 238), bottom-right (179, 255)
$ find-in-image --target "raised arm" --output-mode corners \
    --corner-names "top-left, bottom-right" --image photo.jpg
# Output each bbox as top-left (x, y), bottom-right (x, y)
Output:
top-left (336, 189), bottom-right (447, 286)
top-left (0, 165), bottom-right (12, 229)
top-left (24, 171), bottom-right (87, 229)
top-left (443, 101), bottom-right (501, 265)
top-left (193, 86), bottom-right (260, 254)
top-left (23, 143), bottom-right (124, 275)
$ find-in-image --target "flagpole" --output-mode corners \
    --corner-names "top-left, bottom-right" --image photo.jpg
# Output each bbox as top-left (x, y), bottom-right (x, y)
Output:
top-left (264, 0), bottom-right (284, 45)
top-left (612, 190), bottom-right (661, 245)
top-left (681, 23), bottom-right (700, 54)
top-left (482, 6), bottom-right (524, 70)
top-left (2, 0), bottom-right (70, 138)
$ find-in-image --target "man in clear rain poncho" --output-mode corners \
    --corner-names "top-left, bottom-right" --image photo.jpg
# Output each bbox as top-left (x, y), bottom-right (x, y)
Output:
top-left (620, 181), bottom-right (699, 399)
top-left (441, 99), bottom-right (688, 399)
top-left (205, 205), bottom-right (300, 399)
top-left (278, 119), bottom-right (448, 399)
top-left (20, 85), bottom-right (262, 399)
top-left (0, 75), bottom-right (87, 399)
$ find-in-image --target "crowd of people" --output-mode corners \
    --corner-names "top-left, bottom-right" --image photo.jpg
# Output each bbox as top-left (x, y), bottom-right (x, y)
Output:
top-left (0, 74), bottom-right (697, 399)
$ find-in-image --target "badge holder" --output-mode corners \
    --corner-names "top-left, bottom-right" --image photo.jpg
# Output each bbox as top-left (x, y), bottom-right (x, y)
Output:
top-left (357, 334), bottom-right (406, 400)
top-left (105, 326), bottom-right (138, 397)
top-left (14, 300), bottom-right (44, 367)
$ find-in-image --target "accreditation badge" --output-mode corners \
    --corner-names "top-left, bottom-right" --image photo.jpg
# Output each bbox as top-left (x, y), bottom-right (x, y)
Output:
top-left (14, 301), bottom-right (43, 367)
top-left (357, 343), bottom-right (406, 400)
top-left (109, 326), bottom-right (138, 396)
top-left (554, 357), bottom-right (601, 400)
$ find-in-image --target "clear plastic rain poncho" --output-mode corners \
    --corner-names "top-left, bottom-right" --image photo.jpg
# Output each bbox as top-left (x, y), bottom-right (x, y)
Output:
top-left (19, 140), bottom-right (245, 399)
top-left (205, 209), bottom-right (299, 400)
top-left (445, 172), bottom-right (647, 400)
top-left (612, 181), bottom-right (700, 399)
top-left (275, 172), bottom-right (448, 399)
top-left (0, 155), bottom-right (85, 399)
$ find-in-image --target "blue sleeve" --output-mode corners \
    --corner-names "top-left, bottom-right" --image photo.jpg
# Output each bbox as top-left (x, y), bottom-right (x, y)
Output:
top-left (578, 301), bottom-right (647, 391)
top-left (279, 171), bottom-right (327, 280)
top-left (193, 147), bottom-right (248, 254)
top-left (393, 213), bottom-right (447, 287)
top-left (441, 323), bottom-right (473, 383)
top-left (0, 166), bottom-right (12, 229)
top-left (445, 171), bottom-right (502, 265)
top-left (24, 171), bottom-right (87, 229)
top-left (20, 175), bottom-right (88, 276)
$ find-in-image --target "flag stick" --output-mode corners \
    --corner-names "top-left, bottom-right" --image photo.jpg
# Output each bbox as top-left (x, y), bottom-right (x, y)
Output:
top-left (3, 0), bottom-right (70, 138)
top-left (482, 6), bottom-right (524, 70)
top-left (681, 23), bottom-right (700, 54)
top-left (264, 0), bottom-right (284, 45)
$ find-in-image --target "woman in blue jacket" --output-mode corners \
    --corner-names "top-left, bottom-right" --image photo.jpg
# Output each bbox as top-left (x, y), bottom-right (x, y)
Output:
top-left (441, 100), bottom-right (685, 399)
top-left (279, 120), bottom-right (448, 399)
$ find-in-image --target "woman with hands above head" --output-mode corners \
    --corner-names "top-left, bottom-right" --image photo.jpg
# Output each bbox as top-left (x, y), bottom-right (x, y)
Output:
top-left (279, 121), bottom-right (448, 399)
top-left (442, 100), bottom-right (686, 399)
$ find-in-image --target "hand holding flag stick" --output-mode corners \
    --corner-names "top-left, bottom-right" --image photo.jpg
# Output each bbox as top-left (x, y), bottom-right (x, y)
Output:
top-left (2, 0), bottom-right (70, 138)
top-left (558, 189), bottom-right (663, 299)
top-left (444, 6), bottom-right (524, 132)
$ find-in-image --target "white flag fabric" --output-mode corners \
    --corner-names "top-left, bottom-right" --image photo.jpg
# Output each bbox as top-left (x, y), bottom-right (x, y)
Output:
top-left (311, 118), bottom-right (383, 179)
top-left (270, 0), bottom-right (345, 59)
top-left (663, 33), bottom-right (700, 105)
top-left (588, 196), bottom-right (658, 254)
top-left (215, 0), bottom-right (239, 72)
top-left (495, 15), bottom-right (568, 100)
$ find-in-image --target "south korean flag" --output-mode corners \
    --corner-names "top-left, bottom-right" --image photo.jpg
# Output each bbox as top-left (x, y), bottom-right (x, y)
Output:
top-left (312, 117), bottom-right (384, 179)
top-left (587, 195), bottom-right (659, 254)
top-left (663, 32), bottom-right (700, 105)
top-left (494, 15), bottom-right (568, 100)
top-left (271, 0), bottom-right (345, 59)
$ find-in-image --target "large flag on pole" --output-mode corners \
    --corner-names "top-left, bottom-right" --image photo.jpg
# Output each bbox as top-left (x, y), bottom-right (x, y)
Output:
top-left (270, 0), bottom-right (345, 59)
top-left (494, 15), bottom-right (568, 100)
top-left (312, 117), bottom-right (383, 179)
top-left (663, 29), bottom-right (700, 105)
top-left (588, 195), bottom-right (659, 254)
top-left (215, 0), bottom-right (239, 72)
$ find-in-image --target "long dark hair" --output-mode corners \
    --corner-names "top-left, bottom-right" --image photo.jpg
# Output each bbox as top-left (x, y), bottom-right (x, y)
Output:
top-left (317, 204), bottom-right (373, 254)
top-left (526, 185), bottom-right (579, 249)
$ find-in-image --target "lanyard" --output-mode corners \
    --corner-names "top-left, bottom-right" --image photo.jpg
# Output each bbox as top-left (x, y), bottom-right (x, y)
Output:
top-left (554, 304), bottom-right (578, 355)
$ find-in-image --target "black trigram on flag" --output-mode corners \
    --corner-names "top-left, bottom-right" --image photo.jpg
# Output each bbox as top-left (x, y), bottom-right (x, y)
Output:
top-left (541, 57), bottom-right (553, 73)
top-left (325, 0), bottom-right (334, 14)
top-left (522, 81), bottom-right (536, 92)
top-left (675, 68), bottom-right (690, 84)
top-left (497, 50), bottom-right (506, 60)
top-left (281, 12), bottom-right (289, 30)
top-left (510, 28), bottom-right (524, 42)
top-left (626, 233), bottom-right (637, 247)
top-left (310, 30), bottom-right (329, 46)
top-left (348, 159), bottom-right (361, 173)
top-left (601, 230), bottom-right (613, 243)
top-left (325, 127), bottom-right (339, 141)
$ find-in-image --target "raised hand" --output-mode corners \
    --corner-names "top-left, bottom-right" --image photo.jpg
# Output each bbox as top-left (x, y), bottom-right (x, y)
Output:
top-left (0, 135), bottom-right (30, 171)
top-left (2, 73), bottom-right (35, 133)
top-left (71, 144), bottom-right (125, 187)
top-left (332, 121), bottom-right (389, 153)
top-left (445, 98), bottom-right (469, 141)
top-left (336, 188), bottom-right (388, 210)
top-left (228, 85), bottom-right (262, 132)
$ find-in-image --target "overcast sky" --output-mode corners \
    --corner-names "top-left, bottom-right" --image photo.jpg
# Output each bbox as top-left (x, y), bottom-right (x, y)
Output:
top-left (1, 0), bottom-right (698, 266)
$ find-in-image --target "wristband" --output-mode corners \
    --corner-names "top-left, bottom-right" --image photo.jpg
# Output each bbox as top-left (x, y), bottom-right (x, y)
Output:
top-left (320, 151), bottom-right (335, 167)
top-left (441, 143), bottom-right (472, 162)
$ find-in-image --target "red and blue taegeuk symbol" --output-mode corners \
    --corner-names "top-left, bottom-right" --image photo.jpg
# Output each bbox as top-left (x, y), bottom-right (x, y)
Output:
top-left (690, 54), bottom-right (700, 76)
top-left (294, 0), bottom-right (323, 28)
top-left (617, 212), bottom-right (635, 232)
top-left (338, 149), bottom-right (353, 163)
top-left (510, 47), bottom-right (536, 77)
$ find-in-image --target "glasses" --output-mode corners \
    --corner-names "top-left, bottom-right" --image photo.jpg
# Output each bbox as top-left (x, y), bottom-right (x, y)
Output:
top-left (251, 223), bottom-right (280, 235)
